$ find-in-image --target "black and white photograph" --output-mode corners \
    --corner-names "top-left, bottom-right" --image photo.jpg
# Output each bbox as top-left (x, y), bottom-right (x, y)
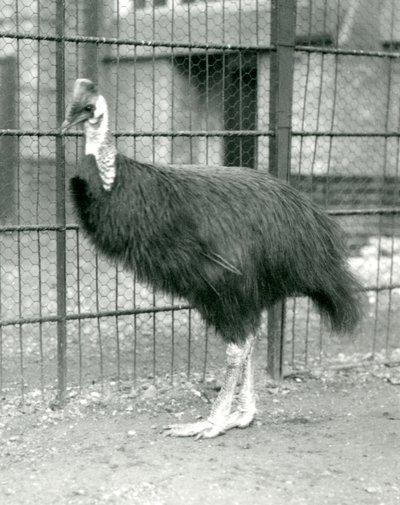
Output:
top-left (0, 0), bottom-right (399, 503)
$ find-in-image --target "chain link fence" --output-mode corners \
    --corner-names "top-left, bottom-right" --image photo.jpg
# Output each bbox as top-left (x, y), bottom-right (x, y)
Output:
top-left (0, 0), bottom-right (399, 402)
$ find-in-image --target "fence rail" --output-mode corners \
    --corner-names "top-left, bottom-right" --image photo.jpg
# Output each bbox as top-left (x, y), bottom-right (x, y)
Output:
top-left (4, 128), bottom-right (400, 138)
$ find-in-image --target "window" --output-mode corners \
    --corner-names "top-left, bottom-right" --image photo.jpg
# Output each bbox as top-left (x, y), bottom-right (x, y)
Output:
top-left (134, 0), bottom-right (167, 9)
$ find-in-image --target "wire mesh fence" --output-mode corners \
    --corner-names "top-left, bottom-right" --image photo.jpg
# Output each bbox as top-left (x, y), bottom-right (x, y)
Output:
top-left (0, 0), bottom-right (399, 402)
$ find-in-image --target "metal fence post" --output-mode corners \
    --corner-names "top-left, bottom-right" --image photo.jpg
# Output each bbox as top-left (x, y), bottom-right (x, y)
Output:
top-left (82, 0), bottom-right (99, 82)
top-left (0, 57), bottom-right (17, 223)
top-left (56, 0), bottom-right (67, 404)
top-left (267, 0), bottom-right (297, 380)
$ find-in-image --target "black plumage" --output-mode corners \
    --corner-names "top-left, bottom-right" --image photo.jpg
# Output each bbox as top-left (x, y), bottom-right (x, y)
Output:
top-left (62, 79), bottom-right (362, 438)
top-left (70, 154), bottom-right (361, 342)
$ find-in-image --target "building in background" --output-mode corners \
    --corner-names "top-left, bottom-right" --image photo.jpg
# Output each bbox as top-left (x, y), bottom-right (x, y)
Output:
top-left (0, 0), bottom-right (399, 229)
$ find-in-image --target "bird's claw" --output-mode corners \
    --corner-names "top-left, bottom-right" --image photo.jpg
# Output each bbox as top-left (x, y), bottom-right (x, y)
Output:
top-left (163, 420), bottom-right (226, 439)
top-left (163, 408), bottom-right (256, 439)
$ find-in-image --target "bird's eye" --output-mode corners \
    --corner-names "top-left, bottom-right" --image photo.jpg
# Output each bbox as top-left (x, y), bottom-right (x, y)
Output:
top-left (84, 105), bottom-right (94, 112)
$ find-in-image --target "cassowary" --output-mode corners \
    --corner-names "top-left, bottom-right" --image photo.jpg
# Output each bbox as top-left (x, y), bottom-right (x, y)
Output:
top-left (61, 78), bottom-right (362, 439)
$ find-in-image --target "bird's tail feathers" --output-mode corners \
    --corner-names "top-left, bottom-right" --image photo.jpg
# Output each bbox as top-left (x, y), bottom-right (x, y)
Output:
top-left (310, 265), bottom-right (363, 334)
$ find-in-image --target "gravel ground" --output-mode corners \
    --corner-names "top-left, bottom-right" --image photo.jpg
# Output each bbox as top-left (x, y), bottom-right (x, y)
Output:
top-left (1, 363), bottom-right (399, 505)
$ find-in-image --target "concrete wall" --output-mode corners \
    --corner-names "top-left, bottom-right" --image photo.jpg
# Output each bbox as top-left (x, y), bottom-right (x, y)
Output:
top-left (103, 0), bottom-right (400, 175)
top-left (291, 53), bottom-right (400, 177)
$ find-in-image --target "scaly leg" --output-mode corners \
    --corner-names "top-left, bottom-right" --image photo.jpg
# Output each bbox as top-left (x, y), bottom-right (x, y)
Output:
top-left (164, 333), bottom-right (257, 439)
top-left (224, 334), bottom-right (257, 430)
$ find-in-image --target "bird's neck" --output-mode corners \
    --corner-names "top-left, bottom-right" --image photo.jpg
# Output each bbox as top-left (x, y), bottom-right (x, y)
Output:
top-left (84, 108), bottom-right (117, 191)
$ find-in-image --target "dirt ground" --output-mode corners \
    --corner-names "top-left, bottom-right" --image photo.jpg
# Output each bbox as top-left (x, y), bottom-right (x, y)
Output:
top-left (0, 364), bottom-right (399, 505)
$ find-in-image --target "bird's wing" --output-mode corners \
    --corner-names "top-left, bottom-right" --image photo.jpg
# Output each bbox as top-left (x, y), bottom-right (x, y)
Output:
top-left (200, 251), bottom-right (242, 276)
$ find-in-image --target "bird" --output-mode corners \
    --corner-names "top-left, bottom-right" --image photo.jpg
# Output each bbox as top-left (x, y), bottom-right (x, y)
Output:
top-left (61, 78), bottom-right (362, 439)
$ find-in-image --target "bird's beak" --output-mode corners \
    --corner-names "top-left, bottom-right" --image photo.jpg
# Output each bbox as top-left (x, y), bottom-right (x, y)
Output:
top-left (60, 118), bottom-right (72, 134)
top-left (60, 108), bottom-right (90, 134)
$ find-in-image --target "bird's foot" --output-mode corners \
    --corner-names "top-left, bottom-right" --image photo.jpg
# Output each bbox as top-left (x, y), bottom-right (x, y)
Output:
top-left (164, 408), bottom-right (256, 439)
top-left (224, 407), bottom-right (256, 430)
top-left (163, 420), bottom-right (227, 439)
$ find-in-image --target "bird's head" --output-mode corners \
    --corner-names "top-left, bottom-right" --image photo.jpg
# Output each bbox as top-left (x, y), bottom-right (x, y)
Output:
top-left (61, 78), bottom-right (108, 133)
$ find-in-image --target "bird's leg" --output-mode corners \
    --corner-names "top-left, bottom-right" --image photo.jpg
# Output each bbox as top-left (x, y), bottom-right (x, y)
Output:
top-left (164, 333), bottom-right (257, 439)
top-left (224, 333), bottom-right (257, 430)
